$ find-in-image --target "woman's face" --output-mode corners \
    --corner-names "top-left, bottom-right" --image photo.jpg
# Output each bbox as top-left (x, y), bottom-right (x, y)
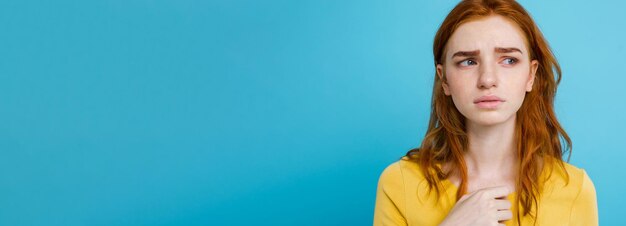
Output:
top-left (437, 15), bottom-right (538, 127)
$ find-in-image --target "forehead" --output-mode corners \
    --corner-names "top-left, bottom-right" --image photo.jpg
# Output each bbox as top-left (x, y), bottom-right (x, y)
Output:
top-left (446, 15), bottom-right (528, 56)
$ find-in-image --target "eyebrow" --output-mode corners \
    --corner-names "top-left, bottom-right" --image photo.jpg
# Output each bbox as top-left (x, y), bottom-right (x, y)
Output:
top-left (495, 47), bottom-right (523, 54)
top-left (451, 47), bottom-right (523, 58)
top-left (452, 50), bottom-right (480, 58)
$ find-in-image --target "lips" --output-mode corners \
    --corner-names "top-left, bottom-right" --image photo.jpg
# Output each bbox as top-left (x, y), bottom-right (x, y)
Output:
top-left (474, 95), bottom-right (504, 103)
top-left (474, 95), bottom-right (505, 109)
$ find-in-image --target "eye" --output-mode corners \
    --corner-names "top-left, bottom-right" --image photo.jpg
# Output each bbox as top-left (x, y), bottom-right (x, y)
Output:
top-left (458, 59), bottom-right (477, 67)
top-left (502, 57), bottom-right (519, 65)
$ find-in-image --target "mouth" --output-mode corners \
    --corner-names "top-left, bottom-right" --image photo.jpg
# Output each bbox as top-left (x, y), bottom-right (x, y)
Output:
top-left (474, 95), bottom-right (505, 109)
top-left (475, 100), bottom-right (503, 109)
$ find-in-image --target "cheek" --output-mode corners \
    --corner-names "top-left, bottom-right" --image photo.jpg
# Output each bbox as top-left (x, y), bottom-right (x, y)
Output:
top-left (501, 70), bottom-right (532, 110)
top-left (505, 68), bottom-right (532, 92)
top-left (445, 72), bottom-right (474, 96)
top-left (445, 76), bottom-right (475, 111)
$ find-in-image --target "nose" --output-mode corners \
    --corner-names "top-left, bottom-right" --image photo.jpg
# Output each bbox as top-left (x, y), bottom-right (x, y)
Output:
top-left (477, 61), bottom-right (497, 89)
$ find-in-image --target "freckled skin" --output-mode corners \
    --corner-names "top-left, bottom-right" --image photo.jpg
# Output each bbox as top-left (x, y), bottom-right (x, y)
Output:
top-left (436, 15), bottom-right (539, 127)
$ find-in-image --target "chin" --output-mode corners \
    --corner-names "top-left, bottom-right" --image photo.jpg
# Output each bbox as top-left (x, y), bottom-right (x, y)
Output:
top-left (465, 112), bottom-right (515, 127)
top-left (470, 119), bottom-right (508, 126)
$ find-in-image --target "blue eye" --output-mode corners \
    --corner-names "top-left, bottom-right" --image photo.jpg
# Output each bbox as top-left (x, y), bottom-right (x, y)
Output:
top-left (458, 59), bottom-right (477, 67)
top-left (502, 58), bottom-right (518, 65)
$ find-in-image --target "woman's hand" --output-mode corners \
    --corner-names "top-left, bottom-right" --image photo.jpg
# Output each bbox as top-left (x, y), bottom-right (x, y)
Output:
top-left (439, 186), bottom-right (512, 226)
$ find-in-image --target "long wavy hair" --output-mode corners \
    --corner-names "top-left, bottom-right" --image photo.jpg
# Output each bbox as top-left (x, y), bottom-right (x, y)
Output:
top-left (403, 0), bottom-right (571, 223)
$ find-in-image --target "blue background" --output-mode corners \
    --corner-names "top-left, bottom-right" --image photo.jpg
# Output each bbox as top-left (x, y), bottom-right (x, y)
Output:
top-left (0, 0), bottom-right (624, 225)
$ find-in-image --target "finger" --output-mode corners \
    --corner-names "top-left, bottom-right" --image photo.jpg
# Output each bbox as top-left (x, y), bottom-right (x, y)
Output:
top-left (467, 185), bottom-right (507, 196)
top-left (493, 199), bottom-right (512, 210)
top-left (465, 186), bottom-right (511, 202)
top-left (481, 186), bottom-right (511, 199)
top-left (496, 209), bottom-right (513, 221)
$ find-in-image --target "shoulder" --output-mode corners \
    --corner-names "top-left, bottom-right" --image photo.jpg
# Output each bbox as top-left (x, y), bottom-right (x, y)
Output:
top-left (375, 158), bottom-right (424, 225)
top-left (377, 157), bottom-right (435, 200)
top-left (561, 162), bottom-right (597, 204)
top-left (377, 159), bottom-right (406, 190)
top-left (377, 157), bottom-right (426, 186)
top-left (377, 160), bottom-right (404, 190)
top-left (543, 160), bottom-right (597, 205)
top-left (547, 161), bottom-right (595, 190)
top-left (550, 162), bottom-right (599, 224)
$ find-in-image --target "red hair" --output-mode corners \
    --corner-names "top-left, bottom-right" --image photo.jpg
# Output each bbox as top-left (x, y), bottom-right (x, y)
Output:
top-left (404, 0), bottom-right (571, 223)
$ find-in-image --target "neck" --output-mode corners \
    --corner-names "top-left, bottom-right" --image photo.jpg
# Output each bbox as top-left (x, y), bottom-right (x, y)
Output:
top-left (464, 115), bottom-right (518, 178)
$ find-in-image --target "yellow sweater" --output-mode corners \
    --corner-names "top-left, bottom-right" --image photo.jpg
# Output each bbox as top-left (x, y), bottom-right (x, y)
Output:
top-left (373, 157), bottom-right (598, 226)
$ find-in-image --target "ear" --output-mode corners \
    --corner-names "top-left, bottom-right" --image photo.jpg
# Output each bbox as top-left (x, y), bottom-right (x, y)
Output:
top-left (436, 64), bottom-right (451, 96)
top-left (526, 60), bottom-right (538, 92)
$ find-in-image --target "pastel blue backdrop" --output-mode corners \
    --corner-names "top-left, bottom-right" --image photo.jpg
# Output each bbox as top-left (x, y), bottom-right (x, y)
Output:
top-left (0, 0), bottom-right (623, 225)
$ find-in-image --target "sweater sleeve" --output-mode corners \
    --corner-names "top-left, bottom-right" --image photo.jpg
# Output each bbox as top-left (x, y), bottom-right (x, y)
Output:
top-left (373, 162), bottom-right (408, 226)
top-left (569, 170), bottom-right (599, 226)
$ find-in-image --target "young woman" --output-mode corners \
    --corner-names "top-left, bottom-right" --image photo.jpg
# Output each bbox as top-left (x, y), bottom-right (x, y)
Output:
top-left (373, 0), bottom-right (598, 225)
